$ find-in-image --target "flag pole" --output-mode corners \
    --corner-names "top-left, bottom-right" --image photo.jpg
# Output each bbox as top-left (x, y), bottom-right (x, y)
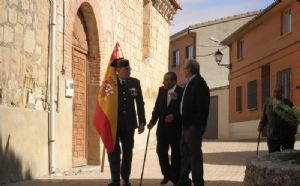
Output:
top-left (101, 143), bottom-right (106, 172)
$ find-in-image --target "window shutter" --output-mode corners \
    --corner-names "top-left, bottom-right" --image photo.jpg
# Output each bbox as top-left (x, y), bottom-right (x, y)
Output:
top-left (236, 86), bottom-right (242, 112)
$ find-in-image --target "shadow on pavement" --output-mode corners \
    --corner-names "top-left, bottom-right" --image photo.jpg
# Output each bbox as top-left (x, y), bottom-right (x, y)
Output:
top-left (204, 150), bottom-right (268, 166)
top-left (4, 179), bottom-right (242, 186)
top-left (203, 139), bottom-right (267, 143)
top-left (206, 180), bottom-right (242, 186)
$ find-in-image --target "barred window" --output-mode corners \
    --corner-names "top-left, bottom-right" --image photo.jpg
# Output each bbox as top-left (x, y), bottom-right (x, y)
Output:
top-left (248, 80), bottom-right (257, 110)
top-left (282, 8), bottom-right (291, 35)
top-left (237, 39), bottom-right (244, 60)
top-left (185, 45), bottom-right (193, 59)
top-left (261, 65), bottom-right (270, 105)
top-left (277, 69), bottom-right (291, 99)
top-left (236, 86), bottom-right (242, 112)
top-left (172, 50), bottom-right (180, 67)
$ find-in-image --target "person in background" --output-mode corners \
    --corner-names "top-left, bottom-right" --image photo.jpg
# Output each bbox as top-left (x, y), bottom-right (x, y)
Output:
top-left (258, 86), bottom-right (298, 153)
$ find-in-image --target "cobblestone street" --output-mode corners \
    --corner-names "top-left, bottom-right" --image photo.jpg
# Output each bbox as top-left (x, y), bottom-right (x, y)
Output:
top-left (5, 140), bottom-right (300, 186)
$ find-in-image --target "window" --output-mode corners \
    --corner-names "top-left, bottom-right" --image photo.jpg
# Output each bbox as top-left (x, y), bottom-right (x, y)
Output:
top-left (185, 45), bottom-right (193, 59)
top-left (261, 65), bottom-right (270, 105)
top-left (248, 80), bottom-right (257, 110)
top-left (277, 69), bottom-right (291, 99)
top-left (236, 86), bottom-right (242, 112)
top-left (237, 39), bottom-right (244, 60)
top-left (172, 50), bottom-right (180, 67)
top-left (282, 8), bottom-right (291, 35)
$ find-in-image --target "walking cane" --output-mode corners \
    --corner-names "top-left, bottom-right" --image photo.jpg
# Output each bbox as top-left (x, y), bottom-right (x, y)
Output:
top-left (256, 131), bottom-right (261, 156)
top-left (139, 129), bottom-right (151, 186)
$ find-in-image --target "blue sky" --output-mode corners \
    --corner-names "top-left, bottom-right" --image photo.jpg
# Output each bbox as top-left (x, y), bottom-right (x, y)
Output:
top-left (170, 0), bottom-right (275, 35)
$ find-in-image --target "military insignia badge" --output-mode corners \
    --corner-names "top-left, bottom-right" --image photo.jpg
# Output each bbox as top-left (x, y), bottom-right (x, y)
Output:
top-left (129, 88), bottom-right (137, 97)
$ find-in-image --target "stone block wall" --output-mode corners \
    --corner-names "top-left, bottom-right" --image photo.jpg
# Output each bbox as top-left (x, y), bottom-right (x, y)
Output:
top-left (0, 0), bottom-right (173, 180)
top-left (0, 0), bottom-right (50, 109)
top-left (0, 0), bottom-right (171, 115)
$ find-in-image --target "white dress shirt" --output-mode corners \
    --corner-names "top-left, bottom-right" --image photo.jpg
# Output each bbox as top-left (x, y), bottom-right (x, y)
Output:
top-left (180, 74), bottom-right (197, 115)
top-left (167, 84), bottom-right (177, 106)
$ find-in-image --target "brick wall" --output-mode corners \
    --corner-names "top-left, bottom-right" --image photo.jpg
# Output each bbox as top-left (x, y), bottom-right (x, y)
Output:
top-left (169, 33), bottom-right (195, 86)
top-left (229, 0), bottom-right (300, 123)
top-left (169, 13), bottom-right (258, 89)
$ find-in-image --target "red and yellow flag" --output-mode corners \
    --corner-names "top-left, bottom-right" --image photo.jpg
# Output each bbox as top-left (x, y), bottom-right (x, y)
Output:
top-left (93, 42), bottom-right (119, 153)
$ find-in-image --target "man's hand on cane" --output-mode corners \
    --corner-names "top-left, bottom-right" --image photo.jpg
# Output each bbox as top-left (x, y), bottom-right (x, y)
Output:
top-left (147, 122), bottom-right (154, 130)
top-left (138, 124), bottom-right (145, 134)
top-left (257, 126), bottom-right (262, 132)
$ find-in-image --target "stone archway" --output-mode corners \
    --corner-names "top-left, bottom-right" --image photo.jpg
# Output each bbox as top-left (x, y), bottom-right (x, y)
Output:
top-left (66, 1), bottom-right (103, 167)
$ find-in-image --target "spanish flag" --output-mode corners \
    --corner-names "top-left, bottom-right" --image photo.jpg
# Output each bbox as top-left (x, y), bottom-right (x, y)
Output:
top-left (93, 43), bottom-right (119, 153)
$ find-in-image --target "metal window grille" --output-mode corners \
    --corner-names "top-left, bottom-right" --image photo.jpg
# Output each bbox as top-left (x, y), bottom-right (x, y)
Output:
top-left (277, 69), bottom-right (291, 99)
top-left (247, 80), bottom-right (258, 109)
top-left (236, 86), bottom-right (242, 112)
top-left (282, 8), bottom-right (291, 35)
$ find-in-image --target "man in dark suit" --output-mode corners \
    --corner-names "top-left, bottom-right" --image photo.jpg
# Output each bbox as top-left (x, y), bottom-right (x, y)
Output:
top-left (147, 72), bottom-right (183, 185)
top-left (108, 58), bottom-right (146, 186)
top-left (176, 59), bottom-right (210, 186)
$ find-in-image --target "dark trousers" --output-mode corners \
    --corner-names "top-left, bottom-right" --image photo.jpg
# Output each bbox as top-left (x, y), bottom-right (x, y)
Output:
top-left (156, 129), bottom-right (180, 181)
top-left (267, 136), bottom-right (295, 153)
top-left (179, 125), bottom-right (204, 186)
top-left (108, 130), bottom-right (134, 183)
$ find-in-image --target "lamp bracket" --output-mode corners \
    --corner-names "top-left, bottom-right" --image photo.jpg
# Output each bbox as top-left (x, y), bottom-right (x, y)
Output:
top-left (218, 63), bottom-right (232, 69)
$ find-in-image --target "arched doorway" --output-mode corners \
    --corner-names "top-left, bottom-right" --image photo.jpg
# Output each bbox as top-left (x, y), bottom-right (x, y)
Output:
top-left (71, 3), bottom-right (101, 167)
top-left (72, 8), bottom-right (88, 167)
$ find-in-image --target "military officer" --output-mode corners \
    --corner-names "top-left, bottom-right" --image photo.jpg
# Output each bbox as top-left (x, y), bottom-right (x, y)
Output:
top-left (108, 58), bottom-right (146, 186)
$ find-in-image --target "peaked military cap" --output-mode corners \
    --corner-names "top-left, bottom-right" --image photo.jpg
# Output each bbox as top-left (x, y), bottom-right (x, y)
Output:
top-left (111, 58), bottom-right (130, 68)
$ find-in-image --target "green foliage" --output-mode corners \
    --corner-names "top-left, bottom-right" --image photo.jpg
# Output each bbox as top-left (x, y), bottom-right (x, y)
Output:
top-left (269, 98), bottom-right (300, 125)
top-left (293, 107), bottom-right (300, 122)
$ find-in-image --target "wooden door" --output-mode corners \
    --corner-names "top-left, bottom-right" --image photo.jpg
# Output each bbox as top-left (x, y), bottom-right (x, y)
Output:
top-left (72, 49), bottom-right (87, 166)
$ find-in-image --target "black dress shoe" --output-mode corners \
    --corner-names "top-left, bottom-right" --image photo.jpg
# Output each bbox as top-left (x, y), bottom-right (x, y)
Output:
top-left (123, 182), bottom-right (131, 186)
top-left (122, 180), bottom-right (131, 186)
top-left (108, 182), bottom-right (120, 186)
top-left (175, 180), bottom-right (191, 186)
top-left (170, 178), bottom-right (178, 185)
top-left (160, 177), bottom-right (169, 185)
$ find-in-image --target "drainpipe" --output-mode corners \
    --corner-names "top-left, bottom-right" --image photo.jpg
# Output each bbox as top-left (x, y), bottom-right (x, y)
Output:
top-left (49, 0), bottom-right (56, 174)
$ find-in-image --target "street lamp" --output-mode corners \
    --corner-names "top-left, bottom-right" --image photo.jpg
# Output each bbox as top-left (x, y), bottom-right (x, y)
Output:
top-left (209, 37), bottom-right (220, 43)
top-left (215, 49), bottom-right (223, 64)
top-left (214, 49), bottom-right (231, 69)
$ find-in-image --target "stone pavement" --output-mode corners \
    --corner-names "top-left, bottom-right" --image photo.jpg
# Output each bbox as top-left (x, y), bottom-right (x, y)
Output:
top-left (5, 140), bottom-right (300, 186)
